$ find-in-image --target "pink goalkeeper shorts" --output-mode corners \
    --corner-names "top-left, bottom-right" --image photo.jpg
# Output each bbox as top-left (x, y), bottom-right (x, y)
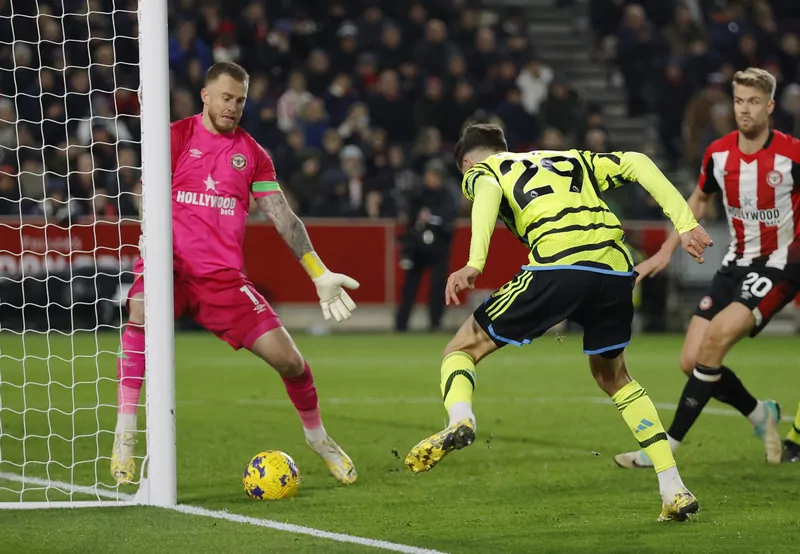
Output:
top-left (128, 258), bottom-right (281, 350)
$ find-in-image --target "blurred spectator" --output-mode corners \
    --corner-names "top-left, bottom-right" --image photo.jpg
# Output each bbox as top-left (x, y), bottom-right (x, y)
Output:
top-left (289, 155), bottom-right (325, 215)
top-left (615, 4), bottom-right (668, 116)
top-left (396, 158), bottom-right (458, 332)
top-left (300, 98), bottom-right (330, 150)
top-left (496, 87), bottom-right (541, 150)
top-left (443, 80), bottom-right (478, 142)
top-left (414, 77), bottom-right (447, 134)
top-left (212, 21), bottom-right (241, 64)
top-left (169, 20), bottom-right (213, 75)
top-left (277, 70), bottom-right (313, 133)
top-left (683, 73), bottom-right (733, 169)
top-left (410, 128), bottom-right (444, 175)
top-left (662, 3), bottom-right (707, 58)
top-left (306, 49), bottom-right (332, 96)
top-left (777, 83), bottom-right (800, 136)
top-left (540, 127), bottom-right (566, 150)
top-left (323, 73), bottom-right (359, 126)
top-left (415, 19), bottom-right (460, 77)
top-left (540, 79), bottom-right (585, 142)
top-left (468, 27), bottom-right (498, 81)
top-left (656, 61), bottom-right (693, 169)
top-left (337, 102), bottom-right (371, 143)
top-left (516, 56), bottom-right (554, 116)
top-left (316, 144), bottom-right (368, 218)
top-left (378, 23), bottom-right (410, 71)
top-left (367, 70), bottom-right (414, 143)
top-left (697, 102), bottom-right (736, 157)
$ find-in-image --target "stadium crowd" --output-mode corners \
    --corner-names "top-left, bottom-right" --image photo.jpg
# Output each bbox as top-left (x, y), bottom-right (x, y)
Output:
top-left (0, 0), bottom-right (605, 224)
top-left (0, 0), bottom-right (798, 224)
top-left (592, 0), bottom-right (800, 171)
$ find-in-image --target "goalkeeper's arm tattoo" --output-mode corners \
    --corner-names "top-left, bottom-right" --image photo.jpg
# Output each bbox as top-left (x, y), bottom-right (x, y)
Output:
top-left (256, 192), bottom-right (314, 259)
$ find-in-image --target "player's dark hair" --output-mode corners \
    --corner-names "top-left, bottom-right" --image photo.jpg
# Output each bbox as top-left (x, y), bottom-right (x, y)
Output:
top-left (454, 124), bottom-right (508, 171)
top-left (205, 61), bottom-right (250, 86)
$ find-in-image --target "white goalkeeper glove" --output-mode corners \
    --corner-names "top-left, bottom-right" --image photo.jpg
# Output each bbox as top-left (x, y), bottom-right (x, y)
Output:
top-left (312, 270), bottom-right (360, 322)
top-left (138, 233), bottom-right (145, 261)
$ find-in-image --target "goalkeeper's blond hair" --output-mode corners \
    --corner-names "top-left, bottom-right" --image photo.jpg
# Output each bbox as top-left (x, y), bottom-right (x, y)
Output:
top-left (205, 61), bottom-right (249, 86)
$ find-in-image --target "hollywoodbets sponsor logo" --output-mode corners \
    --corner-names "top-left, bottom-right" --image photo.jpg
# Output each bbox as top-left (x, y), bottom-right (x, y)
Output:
top-left (176, 190), bottom-right (237, 216)
top-left (725, 205), bottom-right (780, 226)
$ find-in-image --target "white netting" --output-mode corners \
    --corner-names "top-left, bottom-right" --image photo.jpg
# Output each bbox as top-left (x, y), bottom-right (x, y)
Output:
top-left (0, 0), bottom-right (144, 503)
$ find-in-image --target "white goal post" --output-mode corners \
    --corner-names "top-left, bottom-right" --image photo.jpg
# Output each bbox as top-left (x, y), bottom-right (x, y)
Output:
top-left (0, 0), bottom-right (175, 508)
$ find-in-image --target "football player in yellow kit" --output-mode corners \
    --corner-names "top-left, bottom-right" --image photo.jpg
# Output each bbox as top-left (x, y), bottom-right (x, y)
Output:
top-left (404, 124), bottom-right (713, 521)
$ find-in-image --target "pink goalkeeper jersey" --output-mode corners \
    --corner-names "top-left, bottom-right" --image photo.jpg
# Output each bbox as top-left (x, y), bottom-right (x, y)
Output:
top-left (168, 114), bottom-right (279, 278)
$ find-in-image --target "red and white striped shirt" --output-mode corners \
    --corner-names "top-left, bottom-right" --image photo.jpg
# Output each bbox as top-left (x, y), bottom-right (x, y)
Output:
top-left (698, 130), bottom-right (800, 274)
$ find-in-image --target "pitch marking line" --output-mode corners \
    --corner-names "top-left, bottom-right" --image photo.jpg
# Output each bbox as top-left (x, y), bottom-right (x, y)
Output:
top-left (0, 471), bottom-right (135, 502)
top-left (170, 504), bottom-right (446, 554)
top-left (0, 473), bottom-right (445, 554)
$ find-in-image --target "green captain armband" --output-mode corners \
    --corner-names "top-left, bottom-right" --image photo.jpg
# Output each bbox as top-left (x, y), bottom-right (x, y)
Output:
top-left (252, 181), bottom-right (281, 194)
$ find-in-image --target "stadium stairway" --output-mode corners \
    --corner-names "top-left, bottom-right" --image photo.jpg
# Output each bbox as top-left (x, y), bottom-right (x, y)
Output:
top-left (487, 0), bottom-right (688, 190)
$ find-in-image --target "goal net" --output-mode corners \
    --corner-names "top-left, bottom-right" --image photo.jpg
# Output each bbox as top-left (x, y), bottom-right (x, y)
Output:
top-left (0, 0), bottom-right (175, 508)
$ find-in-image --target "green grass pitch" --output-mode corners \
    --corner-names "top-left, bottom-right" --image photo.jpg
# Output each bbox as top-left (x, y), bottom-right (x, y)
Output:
top-left (1, 331), bottom-right (799, 553)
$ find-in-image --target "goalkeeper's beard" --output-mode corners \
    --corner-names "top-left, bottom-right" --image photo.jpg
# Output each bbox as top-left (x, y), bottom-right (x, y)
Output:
top-left (207, 106), bottom-right (240, 133)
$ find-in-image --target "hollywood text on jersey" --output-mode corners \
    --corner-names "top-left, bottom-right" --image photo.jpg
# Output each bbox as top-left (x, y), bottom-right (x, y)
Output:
top-left (725, 205), bottom-right (781, 226)
top-left (175, 190), bottom-right (237, 216)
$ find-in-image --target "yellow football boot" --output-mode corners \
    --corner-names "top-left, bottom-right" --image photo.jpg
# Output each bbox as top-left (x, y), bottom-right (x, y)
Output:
top-left (307, 436), bottom-right (358, 485)
top-left (110, 431), bottom-right (136, 485)
top-left (405, 418), bottom-right (476, 473)
top-left (658, 489), bottom-right (699, 522)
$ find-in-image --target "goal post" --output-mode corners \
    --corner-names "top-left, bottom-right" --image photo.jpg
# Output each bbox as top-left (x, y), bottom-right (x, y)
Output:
top-left (139, 0), bottom-right (177, 508)
top-left (0, 0), bottom-right (175, 508)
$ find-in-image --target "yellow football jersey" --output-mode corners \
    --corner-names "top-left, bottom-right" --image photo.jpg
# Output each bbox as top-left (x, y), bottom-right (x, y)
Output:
top-left (462, 150), bottom-right (638, 273)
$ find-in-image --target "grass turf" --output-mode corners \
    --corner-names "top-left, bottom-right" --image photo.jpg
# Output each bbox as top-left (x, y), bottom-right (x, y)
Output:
top-left (1, 331), bottom-right (799, 553)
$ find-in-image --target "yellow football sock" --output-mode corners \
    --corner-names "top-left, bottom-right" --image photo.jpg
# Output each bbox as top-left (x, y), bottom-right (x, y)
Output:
top-left (787, 403), bottom-right (800, 444)
top-left (440, 351), bottom-right (476, 411)
top-left (613, 381), bottom-right (675, 473)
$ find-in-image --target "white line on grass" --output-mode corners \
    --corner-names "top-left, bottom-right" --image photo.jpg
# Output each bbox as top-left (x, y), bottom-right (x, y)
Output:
top-left (170, 504), bottom-right (447, 554)
top-left (0, 473), bottom-right (446, 554)
top-left (0, 471), bottom-right (134, 501)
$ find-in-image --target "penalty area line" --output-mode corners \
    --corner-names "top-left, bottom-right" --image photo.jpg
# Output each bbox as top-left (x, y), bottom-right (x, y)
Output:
top-left (168, 504), bottom-right (448, 554)
top-left (0, 473), bottom-right (446, 554)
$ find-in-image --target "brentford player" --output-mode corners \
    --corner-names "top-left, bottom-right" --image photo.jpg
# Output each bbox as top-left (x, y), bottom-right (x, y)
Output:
top-left (615, 67), bottom-right (800, 469)
top-left (111, 62), bottom-right (359, 486)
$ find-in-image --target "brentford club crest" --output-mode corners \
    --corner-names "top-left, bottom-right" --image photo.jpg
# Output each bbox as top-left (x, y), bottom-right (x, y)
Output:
top-left (230, 153), bottom-right (247, 170)
top-left (766, 170), bottom-right (783, 187)
top-left (699, 296), bottom-right (713, 311)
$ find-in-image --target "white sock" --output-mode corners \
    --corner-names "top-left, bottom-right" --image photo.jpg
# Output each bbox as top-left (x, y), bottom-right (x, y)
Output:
top-left (747, 401), bottom-right (766, 426)
top-left (304, 425), bottom-right (327, 444)
top-left (667, 434), bottom-right (681, 453)
top-left (656, 465), bottom-right (685, 501)
top-left (448, 402), bottom-right (476, 428)
top-left (115, 413), bottom-right (137, 434)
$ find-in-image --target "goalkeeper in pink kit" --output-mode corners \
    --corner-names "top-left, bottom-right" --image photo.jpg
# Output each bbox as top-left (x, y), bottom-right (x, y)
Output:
top-left (112, 62), bottom-right (359, 486)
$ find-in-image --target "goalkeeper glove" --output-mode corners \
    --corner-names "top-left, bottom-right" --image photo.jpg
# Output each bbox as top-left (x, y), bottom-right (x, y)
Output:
top-left (312, 270), bottom-right (360, 322)
top-left (138, 233), bottom-right (145, 261)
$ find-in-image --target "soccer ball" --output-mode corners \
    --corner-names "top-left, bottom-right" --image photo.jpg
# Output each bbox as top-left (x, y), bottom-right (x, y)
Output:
top-left (243, 450), bottom-right (300, 500)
